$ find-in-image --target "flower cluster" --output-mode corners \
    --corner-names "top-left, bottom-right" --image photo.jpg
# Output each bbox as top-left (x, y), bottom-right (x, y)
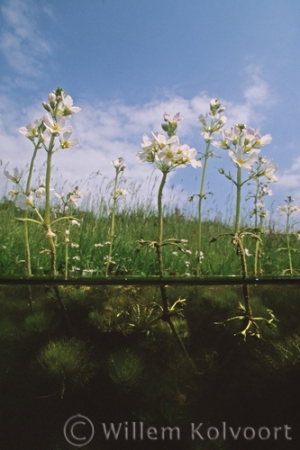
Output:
top-left (198, 98), bottom-right (227, 141)
top-left (55, 187), bottom-right (83, 213)
top-left (277, 196), bottom-right (300, 215)
top-left (161, 112), bottom-right (183, 137)
top-left (137, 112), bottom-right (201, 173)
top-left (213, 123), bottom-right (273, 172)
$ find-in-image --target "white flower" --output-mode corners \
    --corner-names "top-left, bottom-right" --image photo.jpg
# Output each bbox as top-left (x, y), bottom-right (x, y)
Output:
top-left (116, 188), bottom-right (128, 196)
top-left (19, 119), bottom-right (42, 139)
top-left (212, 131), bottom-right (229, 149)
top-left (229, 147), bottom-right (260, 169)
top-left (55, 192), bottom-right (65, 200)
top-left (246, 128), bottom-right (272, 148)
top-left (71, 219), bottom-right (80, 227)
top-left (277, 205), bottom-right (287, 213)
top-left (94, 243), bottom-right (104, 247)
top-left (35, 187), bottom-right (45, 198)
top-left (262, 186), bottom-right (273, 196)
top-left (71, 243), bottom-right (79, 248)
top-left (8, 190), bottom-right (17, 198)
top-left (15, 193), bottom-right (34, 210)
top-left (223, 126), bottom-right (242, 145)
top-left (112, 157), bottom-right (123, 168)
top-left (40, 128), bottom-right (52, 142)
top-left (163, 112), bottom-right (183, 124)
top-left (59, 130), bottom-right (79, 149)
top-left (172, 252), bottom-right (178, 256)
top-left (245, 249), bottom-right (252, 257)
top-left (178, 145), bottom-right (201, 169)
top-left (261, 160), bottom-right (278, 182)
top-left (73, 255), bottom-right (80, 261)
top-left (59, 94), bottom-right (81, 117)
top-left (43, 114), bottom-right (72, 135)
top-left (4, 167), bottom-right (23, 183)
top-left (196, 251), bottom-right (204, 260)
top-left (153, 132), bottom-right (179, 150)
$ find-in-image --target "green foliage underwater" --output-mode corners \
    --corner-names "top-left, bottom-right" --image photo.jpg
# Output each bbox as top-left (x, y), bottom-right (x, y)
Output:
top-left (0, 281), bottom-right (299, 449)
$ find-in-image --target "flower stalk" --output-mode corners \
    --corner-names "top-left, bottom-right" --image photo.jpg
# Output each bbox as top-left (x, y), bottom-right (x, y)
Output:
top-left (195, 99), bottom-right (226, 276)
top-left (106, 158), bottom-right (127, 276)
top-left (212, 123), bottom-right (277, 339)
top-left (277, 196), bottom-right (300, 276)
top-left (137, 112), bottom-right (200, 364)
top-left (14, 87), bottom-right (81, 278)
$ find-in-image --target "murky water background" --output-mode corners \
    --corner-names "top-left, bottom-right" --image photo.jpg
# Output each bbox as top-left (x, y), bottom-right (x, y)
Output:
top-left (0, 280), bottom-right (299, 449)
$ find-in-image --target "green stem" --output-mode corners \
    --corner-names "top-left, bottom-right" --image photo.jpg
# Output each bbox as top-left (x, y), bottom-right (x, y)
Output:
top-left (156, 171), bottom-right (191, 359)
top-left (286, 213), bottom-right (293, 274)
top-left (44, 135), bottom-right (55, 228)
top-left (65, 241), bottom-right (69, 281)
top-left (235, 166), bottom-right (252, 318)
top-left (106, 171), bottom-right (119, 277)
top-left (235, 166), bottom-right (242, 234)
top-left (156, 172), bottom-right (168, 317)
top-left (23, 141), bottom-right (41, 278)
top-left (157, 171), bottom-right (168, 279)
top-left (44, 134), bottom-right (56, 277)
top-left (254, 212), bottom-right (263, 276)
top-left (254, 236), bottom-right (260, 277)
top-left (196, 141), bottom-right (211, 276)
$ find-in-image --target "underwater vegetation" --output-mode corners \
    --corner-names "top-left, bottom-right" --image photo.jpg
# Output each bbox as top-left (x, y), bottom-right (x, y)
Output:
top-left (0, 282), bottom-right (299, 449)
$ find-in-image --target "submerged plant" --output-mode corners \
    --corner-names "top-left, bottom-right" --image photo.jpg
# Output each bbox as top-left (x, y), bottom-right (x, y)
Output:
top-left (108, 348), bottom-right (144, 390)
top-left (277, 196), bottom-right (300, 275)
top-left (212, 124), bottom-right (278, 339)
top-left (137, 112), bottom-right (201, 358)
top-left (37, 338), bottom-right (96, 398)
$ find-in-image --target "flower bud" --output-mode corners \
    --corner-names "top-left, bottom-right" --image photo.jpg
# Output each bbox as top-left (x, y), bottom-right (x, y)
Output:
top-left (42, 102), bottom-right (51, 112)
top-left (48, 92), bottom-right (56, 103)
top-left (161, 123), bottom-right (169, 133)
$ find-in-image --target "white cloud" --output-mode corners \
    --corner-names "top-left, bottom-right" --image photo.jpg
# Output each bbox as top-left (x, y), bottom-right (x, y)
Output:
top-left (0, 0), bottom-right (53, 79)
top-left (277, 156), bottom-right (300, 190)
top-left (1, 71), bottom-right (277, 210)
top-left (224, 66), bottom-right (276, 126)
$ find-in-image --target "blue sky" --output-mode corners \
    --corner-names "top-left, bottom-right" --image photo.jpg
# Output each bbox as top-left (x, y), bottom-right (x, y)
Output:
top-left (1, 0), bottom-right (300, 223)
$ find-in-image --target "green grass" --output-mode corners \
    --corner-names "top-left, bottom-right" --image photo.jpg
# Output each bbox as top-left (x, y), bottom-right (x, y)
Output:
top-left (1, 195), bottom-right (299, 278)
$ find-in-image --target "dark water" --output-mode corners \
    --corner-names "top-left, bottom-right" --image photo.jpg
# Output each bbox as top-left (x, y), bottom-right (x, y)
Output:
top-left (0, 280), bottom-right (299, 449)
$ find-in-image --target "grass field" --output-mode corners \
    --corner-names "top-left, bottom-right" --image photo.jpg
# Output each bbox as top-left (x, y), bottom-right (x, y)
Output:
top-left (0, 192), bottom-right (299, 279)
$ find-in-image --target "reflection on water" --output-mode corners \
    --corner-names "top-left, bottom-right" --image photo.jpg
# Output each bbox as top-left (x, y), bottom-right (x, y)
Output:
top-left (0, 282), bottom-right (299, 449)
